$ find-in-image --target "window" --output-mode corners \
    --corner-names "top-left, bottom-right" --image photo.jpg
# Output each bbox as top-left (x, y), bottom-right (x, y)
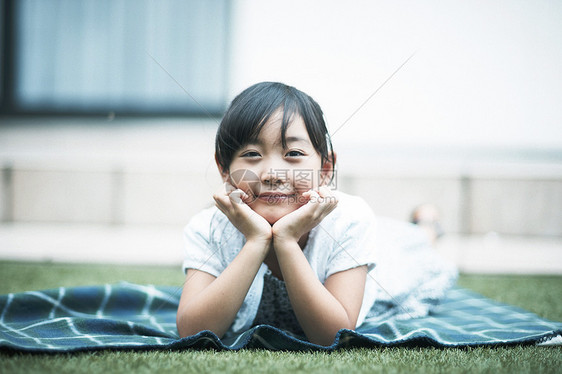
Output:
top-left (1, 0), bottom-right (230, 116)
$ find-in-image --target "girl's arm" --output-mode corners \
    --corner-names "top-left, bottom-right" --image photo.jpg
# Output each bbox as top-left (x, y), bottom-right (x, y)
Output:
top-left (176, 187), bottom-right (272, 338)
top-left (272, 187), bottom-right (367, 346)
top-left (177, 238), bottom-right (270, 338)
top-left (275, 239), bottom-right (367, 346)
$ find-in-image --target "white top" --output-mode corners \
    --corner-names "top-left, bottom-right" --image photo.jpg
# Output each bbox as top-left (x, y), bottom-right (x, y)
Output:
top-left (182, 191), bottom-right (379, 334)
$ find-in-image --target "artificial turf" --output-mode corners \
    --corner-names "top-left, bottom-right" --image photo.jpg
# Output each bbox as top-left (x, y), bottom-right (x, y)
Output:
top-left (0, 261), bottom-right (560, 374)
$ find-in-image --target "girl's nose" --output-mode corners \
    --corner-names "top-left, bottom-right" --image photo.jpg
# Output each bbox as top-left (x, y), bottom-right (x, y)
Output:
top-left (259, 162), bottom-right (288, 186)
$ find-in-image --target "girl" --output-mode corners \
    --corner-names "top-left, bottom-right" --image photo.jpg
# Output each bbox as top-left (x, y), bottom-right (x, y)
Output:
top-left (176, 82), bottom-right (455, 346)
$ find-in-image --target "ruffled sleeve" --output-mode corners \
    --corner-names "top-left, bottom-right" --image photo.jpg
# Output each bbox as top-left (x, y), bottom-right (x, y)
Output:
top-left (324, 193), bottom-right (378, 279)
top-left (182, 207), bottom-right (225, 278)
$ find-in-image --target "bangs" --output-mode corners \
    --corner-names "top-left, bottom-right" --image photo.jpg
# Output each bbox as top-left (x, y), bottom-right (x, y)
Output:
top-left (215, 82), bottom-right (334, 174)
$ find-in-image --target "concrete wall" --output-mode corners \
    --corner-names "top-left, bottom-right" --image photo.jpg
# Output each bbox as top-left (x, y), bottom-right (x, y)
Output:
top-left (1, 120), bottom-right (561, 236)
top-left (3, 164), bottom-right (562, 236)
top-left (5, 167), bottom-right (220, 226)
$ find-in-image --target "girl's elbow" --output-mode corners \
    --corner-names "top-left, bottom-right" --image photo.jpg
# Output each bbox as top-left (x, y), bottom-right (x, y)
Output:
top-left (333, 314), bottom-right (357, 334)
top-left (176, 310), bottom-right (198, 338)
top-left (308, 321), bottom-right (356, 347)
top-left (177, 320), bottom-right (214, 339)
top-left (176, 312), bottom-right (226, 339)
top-left (176, 313), bottom-right (192, 338)
top-left (310, 329), bottom-right (343, 347)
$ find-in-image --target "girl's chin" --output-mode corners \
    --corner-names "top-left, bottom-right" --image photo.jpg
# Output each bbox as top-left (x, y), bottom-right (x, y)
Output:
top-left (249, 202), bottom-right (303, 225)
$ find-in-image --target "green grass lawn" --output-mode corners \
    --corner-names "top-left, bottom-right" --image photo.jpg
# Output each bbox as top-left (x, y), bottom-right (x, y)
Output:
top-left (0, 261), bottom-right (560, 374)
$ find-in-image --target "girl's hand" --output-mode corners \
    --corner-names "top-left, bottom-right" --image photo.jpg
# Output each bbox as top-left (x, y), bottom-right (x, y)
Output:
top-left (272, 186), bottom-right (338, 244)
top-left (213, 182), bottom-right (273, 244)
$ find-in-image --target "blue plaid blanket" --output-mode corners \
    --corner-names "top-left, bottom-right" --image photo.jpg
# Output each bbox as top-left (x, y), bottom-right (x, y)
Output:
top-left (0, 282), bottom-right (560, 352)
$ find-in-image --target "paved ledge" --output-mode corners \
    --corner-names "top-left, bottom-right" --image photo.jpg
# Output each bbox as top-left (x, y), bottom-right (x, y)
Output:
top-left (0, 223), bottom-right (560, 274)
top-left (0, 223), bottom-right (184, 266)
top-left (434, 233), bottom-right (562, 275)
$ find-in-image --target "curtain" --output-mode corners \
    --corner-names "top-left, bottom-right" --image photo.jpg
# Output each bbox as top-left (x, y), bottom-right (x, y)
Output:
top-left (15, 0), bottom-right (229, 114)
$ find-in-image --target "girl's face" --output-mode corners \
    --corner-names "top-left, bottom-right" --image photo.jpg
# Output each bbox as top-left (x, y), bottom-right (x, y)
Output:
top-left (222, 111), bottom-right (334, 224)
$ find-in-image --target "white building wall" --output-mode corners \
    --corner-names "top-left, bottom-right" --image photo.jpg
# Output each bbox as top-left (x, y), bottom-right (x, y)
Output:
top-left (228, 0), bottom-right (562, 150)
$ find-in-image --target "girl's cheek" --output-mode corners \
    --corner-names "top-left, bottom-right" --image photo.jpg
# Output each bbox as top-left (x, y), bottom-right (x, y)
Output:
top-left (294, 178), bottom-right (314, 192)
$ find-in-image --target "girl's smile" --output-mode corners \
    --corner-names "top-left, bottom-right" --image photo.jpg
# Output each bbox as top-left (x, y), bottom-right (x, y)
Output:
top-left (257, 192), bottom-right (298, 204)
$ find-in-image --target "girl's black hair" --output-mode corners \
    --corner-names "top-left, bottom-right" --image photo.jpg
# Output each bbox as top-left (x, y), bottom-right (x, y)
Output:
top-left (215, 82), bottom-right (335, 178)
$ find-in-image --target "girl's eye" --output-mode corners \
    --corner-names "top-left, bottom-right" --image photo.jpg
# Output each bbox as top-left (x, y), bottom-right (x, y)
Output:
top-left (241, 151), bottom-right (260, 158)
top-left (286, 150), bottom-right (304, 157)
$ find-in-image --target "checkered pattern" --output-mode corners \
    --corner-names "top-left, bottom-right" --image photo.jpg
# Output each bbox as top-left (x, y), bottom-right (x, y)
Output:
top-left (0, 282), bottom-right (560, 352)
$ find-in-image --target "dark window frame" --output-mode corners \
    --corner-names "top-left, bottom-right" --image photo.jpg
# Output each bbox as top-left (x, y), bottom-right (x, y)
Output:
top-left (0, 0), bottom-right (230, 119)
